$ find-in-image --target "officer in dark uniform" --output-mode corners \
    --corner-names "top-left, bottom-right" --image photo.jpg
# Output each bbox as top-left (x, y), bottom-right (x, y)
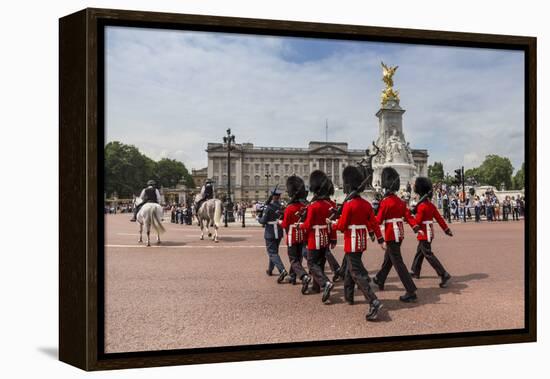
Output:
top-left (259, 188), bottom-right (287, 283)
top-left (130, 180), bottom-right (161, 222)
top-left (195, 179), bottom-right (215, 215)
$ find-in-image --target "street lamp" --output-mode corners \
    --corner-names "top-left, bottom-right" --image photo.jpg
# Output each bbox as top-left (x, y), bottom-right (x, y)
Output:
top-left (223, 128), bottom-right (236, 227)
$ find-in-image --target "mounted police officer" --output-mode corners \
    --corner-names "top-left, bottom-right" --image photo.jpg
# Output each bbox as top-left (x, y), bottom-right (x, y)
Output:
top-left (195, 178), bottom-right (215, 215)
top-left (130, 179), bottom-right (161, 222)
top-left (259, 187), bottom-right (287, 283)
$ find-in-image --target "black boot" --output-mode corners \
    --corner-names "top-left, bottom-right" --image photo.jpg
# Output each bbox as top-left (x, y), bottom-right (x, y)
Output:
top-left (322, 281), bottom-right (334, 303)
top-left (439, 272), bottom-right (451, 288)
top-left (410, 271), bottom-right (420, 279)
top-left (266, 269), bottom-right (273, 276)
top-left (301, 275), bottom-right (311, 294)
top-left (288, 274), bottom-right (297, 285)
top-left (366, 299), bottom-right (383, 321)
top-left (277, 270), bottom-right (288, 284)
top-left (399, 292), bottom-right (417, 303)
top-left (373, 276), bottom-right (384, 291)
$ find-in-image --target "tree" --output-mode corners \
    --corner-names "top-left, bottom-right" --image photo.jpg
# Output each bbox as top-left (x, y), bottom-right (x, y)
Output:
top-left (104, 141), bottom-right (155, 198)
top-left (428, 161), bottom-right (444, 183)
top-left (477, 155), bottom-right (514, 189)
top-left (512, 162), bottom-right (525, 190)
top-left (155, 158), bottom-right (194, 189)
top-left (464, 167), bottom-right (482, 184)
top-left (104, 142), bottom-right (195, 198)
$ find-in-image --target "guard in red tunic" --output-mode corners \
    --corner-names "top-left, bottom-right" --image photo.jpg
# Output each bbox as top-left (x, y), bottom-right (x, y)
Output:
top-left (409, 177), bottom-right (453, 288)
top-left (373, 167), bottom-right (420, 302)
top-left (331, 166), bottom-right (385, 321)
top-left (279, 175), bottom-right (312, 294)
top-left (298, 170), bottom-right (334, 303)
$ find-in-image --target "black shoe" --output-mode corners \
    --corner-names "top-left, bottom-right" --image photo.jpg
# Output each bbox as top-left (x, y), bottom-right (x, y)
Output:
top-left (301, 275), bottom-right (311, 294)
top-left (410, 271), bottom-right (420, 279)
top-left (373, 276), bottom-right (384, 291)
top-left (288, 275), bottom-right (297, 285)
top-left (366, 299), bottom-right (383, 321)
top-left (439, 273), bottom-right (451, 288)
top-left (399, 292), bottom-right (417, 303)
top-left (266, 270), bottom-right (273, 276)
top-left (322, 282), bottom-right (334, 303)
top-left (130, 218), bottom-right (137, 222)
top-left (277, 270), bottom-right (288, 283)
top-left (346, 298), bottom-right (355, 305)
top-left (332, 269), bottom-right (342, 282)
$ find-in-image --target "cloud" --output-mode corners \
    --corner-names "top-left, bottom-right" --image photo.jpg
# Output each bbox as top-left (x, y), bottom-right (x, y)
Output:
top-left (105, 27), bottom-right (525, 173)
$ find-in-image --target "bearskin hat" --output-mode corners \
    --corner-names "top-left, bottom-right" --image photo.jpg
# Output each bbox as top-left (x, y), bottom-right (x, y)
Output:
top-left (309, 170), bottom-right (328, 195)
top-left (414, 177), bottom-right (433, 197)
top-left (286, 175), bottom-right (307, 199)
top-left (381, 167), bottom-right (400, 192)
top-left (342, 166), bottom-right (364, 194)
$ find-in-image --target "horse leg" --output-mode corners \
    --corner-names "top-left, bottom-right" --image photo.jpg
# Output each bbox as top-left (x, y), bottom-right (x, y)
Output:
top-left (138, 223), bottom-right (143, 243)
top-left (146, 224), bottom-right (151, 247)
top-left (207, 218), bottom-right (212, 238)
top-left (214, 225), bottom-right (219, 243)
top-left (200, 220), bottom-right (204, 240)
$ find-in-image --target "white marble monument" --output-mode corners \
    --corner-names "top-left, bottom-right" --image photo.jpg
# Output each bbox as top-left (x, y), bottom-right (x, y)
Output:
top-left (372, 62), bottom-right (419, 190)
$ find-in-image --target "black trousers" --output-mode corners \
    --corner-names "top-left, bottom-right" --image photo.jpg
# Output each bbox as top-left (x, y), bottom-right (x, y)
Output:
top-left (410, 240), bottom-right (447, 277)
top-left (375, 241), bottom-right (417, 293)
top-left (287, 243), bottom-right (308, 280)
top-left (307, 248), bottom-right (330, 291)
top-left (344, 252), bottom-right (378, 304)
top-left (325, 248), bottom-right (341, 273)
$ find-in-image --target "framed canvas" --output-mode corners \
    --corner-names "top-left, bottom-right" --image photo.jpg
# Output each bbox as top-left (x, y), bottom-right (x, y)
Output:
top-left (59, 8), bottom-right (536, 371)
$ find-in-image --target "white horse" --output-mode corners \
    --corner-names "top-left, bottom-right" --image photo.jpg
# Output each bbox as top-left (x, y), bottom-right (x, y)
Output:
top-left (194, 194), bottom-right (223, 243)
top-left (136, 198), bottom-right (166, 247)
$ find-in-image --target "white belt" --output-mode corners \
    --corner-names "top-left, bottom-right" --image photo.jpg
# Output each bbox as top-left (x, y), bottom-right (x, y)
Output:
top-left (313, 225), bottom-right (328, 250)
top-left (288, 223), bottom-right (301, 246)
top-left (348, 225), bottom-right (367, 251)
top-left (267, 221), bottom-right (280, 239)
top-left (384, 218), bottom-right (403, 240)
top-left (422, 220), bottom-right (433, 241)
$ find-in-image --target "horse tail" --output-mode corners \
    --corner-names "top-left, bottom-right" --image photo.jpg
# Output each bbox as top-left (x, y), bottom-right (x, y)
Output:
top-left (214, 200), bottom-right (222, 228)
top-left (152, 206), bottom-right (166, 234)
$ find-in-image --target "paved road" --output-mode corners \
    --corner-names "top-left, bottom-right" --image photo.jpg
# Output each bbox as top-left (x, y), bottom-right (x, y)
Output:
top-left (104, 213), bottom-right (525, 353)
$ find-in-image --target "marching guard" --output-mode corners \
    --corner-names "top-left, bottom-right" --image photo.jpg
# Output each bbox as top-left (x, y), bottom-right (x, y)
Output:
top-left (298, 170), bottom-right (335, 303)
top-left (330, 166), bottom-right (385, 321)
top-left (409, 177), bottom-right (453, 288)
top-left (279, 175), bottom-right (312, 294)
top-left (373, 167), bottom-right (420, 302)
top-left (259, 188), bottom-right (288, 283)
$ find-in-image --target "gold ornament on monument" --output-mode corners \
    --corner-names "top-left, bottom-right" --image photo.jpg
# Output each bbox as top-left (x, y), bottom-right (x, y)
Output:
top-left (380, 61), bottom-right (400, 106)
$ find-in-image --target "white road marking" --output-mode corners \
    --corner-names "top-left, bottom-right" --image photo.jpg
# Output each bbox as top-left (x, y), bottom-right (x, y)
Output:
top-left (116, 233), bottom-right (254, 237)
top-left (106, 244), bottom-right (267, 249)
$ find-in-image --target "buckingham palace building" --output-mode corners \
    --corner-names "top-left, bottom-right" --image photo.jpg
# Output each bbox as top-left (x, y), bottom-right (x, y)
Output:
top-left (203, 141), bottom-right (428, 202)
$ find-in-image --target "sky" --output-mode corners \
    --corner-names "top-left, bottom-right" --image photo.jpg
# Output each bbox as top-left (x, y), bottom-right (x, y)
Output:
top-left (105, 26), bottom-right (525, 174)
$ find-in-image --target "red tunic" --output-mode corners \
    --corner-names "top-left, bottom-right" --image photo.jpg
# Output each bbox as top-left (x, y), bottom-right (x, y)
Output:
top-left (299, 199), bottom-right (333, 250)
top-left (414, 200), bottom-right (450, 241)
top-left (335, 197), bottom-right (383, 253)
top-left (280, 202), bottom-right (306, 246)
top-left (375, 194), bottom-right (418, 242)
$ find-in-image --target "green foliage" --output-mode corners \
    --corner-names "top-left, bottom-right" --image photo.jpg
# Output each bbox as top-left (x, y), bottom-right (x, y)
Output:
top-left (428, 161), bottom-right (444, 182)
top-left (156, 158), bottom-right (195, 189)
top-left (104, 141), bottom-right (194, 198)
top-left (463, 155), bottom-right (514, 189)
top-left (512, 162), bottom-right (525, 190)
top-left (477, 155), bottom-right (514, 189)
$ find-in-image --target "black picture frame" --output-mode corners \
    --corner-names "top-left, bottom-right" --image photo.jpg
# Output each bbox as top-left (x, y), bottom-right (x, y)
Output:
top-left (59, 7), bottom-right (537, 371)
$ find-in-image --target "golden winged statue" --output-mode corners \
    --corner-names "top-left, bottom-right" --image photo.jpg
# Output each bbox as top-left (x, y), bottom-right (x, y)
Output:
top-left (380, 61), bottom-right (400, 105)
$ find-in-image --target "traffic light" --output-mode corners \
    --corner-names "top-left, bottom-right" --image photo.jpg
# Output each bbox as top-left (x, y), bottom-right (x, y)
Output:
top-left (454, 169), bottom-right (462, 184)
